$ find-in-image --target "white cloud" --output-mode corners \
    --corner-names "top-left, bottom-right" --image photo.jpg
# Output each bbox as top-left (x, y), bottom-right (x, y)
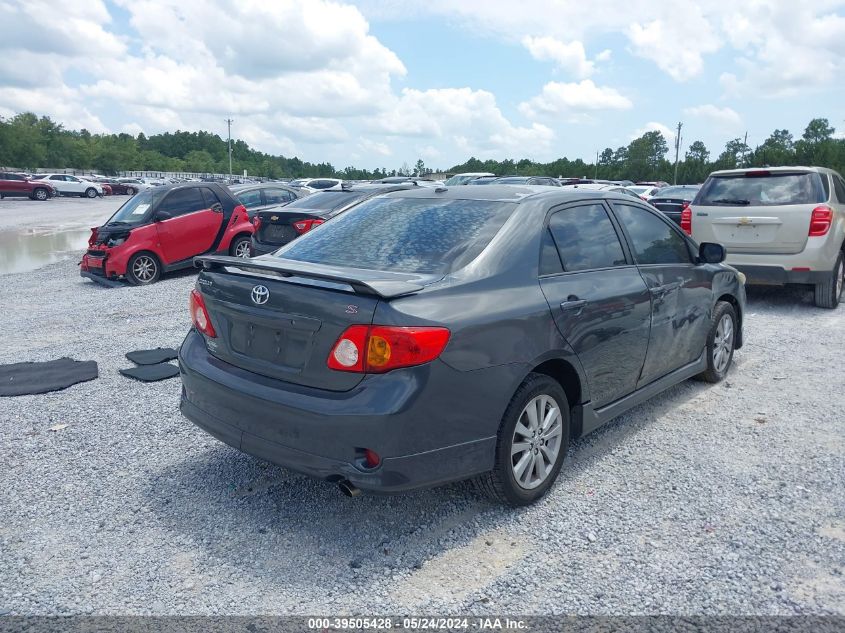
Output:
top-left (519, 80), bottom-right (632, 121)
top-left (359, 138), bottom-right (392, 156)
top-left (683, 104), bottom-right (742, 132)
top-left (630, 122), bottom-right (674, 142)
top-left (375, 87), bottom-right (555, 157)
top-left (627, 17), bottom-right (720, 81)
top-left (522, 36), bottom-right (599, 78)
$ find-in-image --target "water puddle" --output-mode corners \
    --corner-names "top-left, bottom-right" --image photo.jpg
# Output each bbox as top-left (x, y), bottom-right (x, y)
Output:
top-left (0, 228), bottom-right (91, 275)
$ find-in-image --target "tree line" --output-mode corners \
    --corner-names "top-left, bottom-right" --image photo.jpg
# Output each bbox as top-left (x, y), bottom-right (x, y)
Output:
top-left (1, 112), bottom-right (843, 184)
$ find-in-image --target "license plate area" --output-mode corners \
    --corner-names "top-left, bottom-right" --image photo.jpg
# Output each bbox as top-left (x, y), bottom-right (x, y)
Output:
top-left (228, 321), bottom-right (313, 368)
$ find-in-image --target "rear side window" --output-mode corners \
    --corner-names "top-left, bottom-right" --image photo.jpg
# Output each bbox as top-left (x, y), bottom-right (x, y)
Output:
top-left (547, 204), bottom-right (627, 272)
top-left (264, 188), bottom-right (294, 205)
top-left (613, 204), bottom-right (691, 265)
top-left (237, 189), bottom-right (262, 208)
top-left (833, 176), bottom-right (845, 203)
top-left (201, 187), bottom-right (222, 208)
top-left (159, 188), bottom-right (207, 216)
top-left (279, 197), bottom-right (517, 275)
top-left (697, 172), bottom-right (826, 206)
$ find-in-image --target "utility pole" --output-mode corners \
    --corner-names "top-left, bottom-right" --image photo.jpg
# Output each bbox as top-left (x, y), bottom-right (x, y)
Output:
top-left (225, 118), bottom-right (234, 182)
top-left (742, 131), bottom-right (748, 167)
top-left (595, 150), bottom-right (599, 179)
top-left (673, 121), bottom-right (683, 185)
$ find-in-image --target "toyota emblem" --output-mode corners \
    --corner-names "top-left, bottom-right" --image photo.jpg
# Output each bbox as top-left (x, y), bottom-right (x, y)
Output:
top-left (251, 285), bottom-right (270, 305)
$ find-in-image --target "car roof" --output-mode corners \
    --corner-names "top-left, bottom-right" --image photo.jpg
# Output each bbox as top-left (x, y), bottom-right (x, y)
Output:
top-left (709, 166), bottom-right (833, 177)
top-left (378, 184), bottom-right (623, 204)
top-left (230, 182), bottom-right (294, 191)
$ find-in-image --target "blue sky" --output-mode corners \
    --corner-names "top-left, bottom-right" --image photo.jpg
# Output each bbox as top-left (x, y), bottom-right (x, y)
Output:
top-left (1, 0), bottom-right (844, 171)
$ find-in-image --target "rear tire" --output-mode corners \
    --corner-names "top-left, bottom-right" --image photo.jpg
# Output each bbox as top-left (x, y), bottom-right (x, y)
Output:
top-left (474, 373), bottom-right (570, 506)
top-left (229, 235), bottom-right (252, 258)
top-left (695, 301), bottom-right (737, 383)
top-left (813, 252), bottom-right (843, 309)
top-left (126, 252), bottom-right (161, 286)
top-left (126, 187), bottom-right (136, 195)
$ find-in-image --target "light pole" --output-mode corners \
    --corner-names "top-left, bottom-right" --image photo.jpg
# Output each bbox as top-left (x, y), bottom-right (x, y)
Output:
top-left (225, 118), bottom-right (233, 182)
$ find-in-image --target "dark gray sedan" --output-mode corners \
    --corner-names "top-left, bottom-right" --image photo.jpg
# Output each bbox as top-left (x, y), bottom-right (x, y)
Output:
top-left (180, 186), bottom-right (745, 505)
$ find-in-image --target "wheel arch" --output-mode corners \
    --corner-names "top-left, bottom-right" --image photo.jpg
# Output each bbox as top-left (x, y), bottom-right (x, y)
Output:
top-left (525, 357), bottom-right (585, 439)
top-left (716, 293), bottom-right (743, 348)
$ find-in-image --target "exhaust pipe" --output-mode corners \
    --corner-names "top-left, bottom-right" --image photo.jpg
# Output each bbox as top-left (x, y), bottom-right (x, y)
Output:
top-left (338, 479), bottom-right (361, 497)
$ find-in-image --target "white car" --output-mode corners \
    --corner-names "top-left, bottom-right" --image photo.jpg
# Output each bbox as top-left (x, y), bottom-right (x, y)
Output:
top-left (33, 174), bottom-right (104, 198)
top-left (690, 166), bottom-right (845, 308)
top-left (444, 172), bottom-right (495, 186)
top-left (627, 185), bottom-right (661, 200)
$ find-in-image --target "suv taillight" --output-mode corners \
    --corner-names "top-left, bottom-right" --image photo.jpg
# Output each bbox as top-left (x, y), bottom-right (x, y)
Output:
top-left (327, 325), bottom-right (450, 373)
top-left (190, 289), bottom-right (216, 338)
top-left (680, 203), bottom-right (692, 235)
top-left (809, 205), bottom-right (833, 236)
top-left (292, 218), bottom-right (325, 234)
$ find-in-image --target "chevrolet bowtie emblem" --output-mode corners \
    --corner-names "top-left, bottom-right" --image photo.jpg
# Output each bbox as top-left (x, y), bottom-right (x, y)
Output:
top-left (270, 215), bottom-right (279, 221)
top-left (738, 217), bottom-right (752, 225)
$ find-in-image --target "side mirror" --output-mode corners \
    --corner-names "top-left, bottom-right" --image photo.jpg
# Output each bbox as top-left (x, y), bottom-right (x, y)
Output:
top-left (699, 242), bottom-right (726, 264)
top-left (155, 210), bottom-right (173, 221)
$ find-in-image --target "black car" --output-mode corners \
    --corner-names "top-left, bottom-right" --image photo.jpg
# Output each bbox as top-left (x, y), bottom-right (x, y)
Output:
top-left (180, 186), bottom-right (745, 506)
top-left (250, 184), bottom-right (414, 256)
top-left (467, 176), bottom-right (506, 185)
top-left (649, 185), bottom-right (702, 226)
top-left (492, 176), bottom-right (561, 186)
top-left (230, 183), bottom-right (303, 218)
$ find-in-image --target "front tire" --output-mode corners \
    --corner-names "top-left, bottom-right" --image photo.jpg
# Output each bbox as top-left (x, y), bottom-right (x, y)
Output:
top-left (85, 187), bottom-right (97, 198)
top-left (814, 251), bottom-right (843, 309)
top-left (126, 187), bottom-right (136, 195)
top-left (33, 188), bottom-right (49, 201)
top-left (126, 252), bottom-right (161, 286)
top-left (229, 235), bottom-right (252, 258)
top-left (475, 373), bottom-right (570, 506)
top-left (696, 301), bottom-right (737, 383)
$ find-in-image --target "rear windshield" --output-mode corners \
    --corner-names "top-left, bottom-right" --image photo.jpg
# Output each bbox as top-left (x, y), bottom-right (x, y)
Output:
top-left (277, 197), bottom-right (517, 275)
top-left (282, 191), bottom-right (367, 211)
top-left (494, 177), bottom-right (529, 184)
top-left (655, 186), bottom-right (699, 198)
top-left (696, 172), bottom-right (826, 206)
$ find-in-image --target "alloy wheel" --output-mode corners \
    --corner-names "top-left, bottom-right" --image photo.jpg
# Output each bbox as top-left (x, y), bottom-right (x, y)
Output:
top-left (510, 394), bottom-right (563, 490)
top-left (234, 240), bottom-right (251, 258)
top-left (35, 189), bottom-right (47, 200)
top-left (132, 256), bottom-right (157, 283)
top-left (713, 313), bottom-right (734, 374)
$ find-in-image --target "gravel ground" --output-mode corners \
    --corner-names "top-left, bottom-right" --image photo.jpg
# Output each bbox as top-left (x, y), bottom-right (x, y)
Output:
top-left (0, 250), bottom-right (843, 615)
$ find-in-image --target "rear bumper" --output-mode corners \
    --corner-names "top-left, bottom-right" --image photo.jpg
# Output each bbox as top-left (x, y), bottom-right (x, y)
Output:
top-left (731, 264), bottom-right (829, 285)
top-left (178, 329), bottom-right (510, 493)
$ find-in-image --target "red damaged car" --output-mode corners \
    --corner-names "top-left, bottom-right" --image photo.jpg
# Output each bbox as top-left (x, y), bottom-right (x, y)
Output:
top-left (80, 182), bottom-right (253, 285)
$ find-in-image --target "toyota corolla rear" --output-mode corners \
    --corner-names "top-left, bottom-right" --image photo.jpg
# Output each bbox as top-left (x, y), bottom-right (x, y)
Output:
top-left (179, 191), bottom-right (523, 493)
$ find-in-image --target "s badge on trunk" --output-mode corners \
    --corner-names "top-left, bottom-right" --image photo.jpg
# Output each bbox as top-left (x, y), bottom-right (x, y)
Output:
top-left (251, 285), bottom-right (270, 305)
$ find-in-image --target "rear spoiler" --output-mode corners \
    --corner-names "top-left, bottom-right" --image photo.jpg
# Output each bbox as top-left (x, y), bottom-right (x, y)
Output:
top-left (193, 255), bottom-right (424, 299)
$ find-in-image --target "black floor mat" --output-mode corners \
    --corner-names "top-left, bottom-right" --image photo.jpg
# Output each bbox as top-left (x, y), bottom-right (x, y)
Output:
top-left (125, 347), bottom-right (179, 365)
top-left (119, 362), bottom-right (180, 382)
top-left (0, 358), bottom-right (99, 397)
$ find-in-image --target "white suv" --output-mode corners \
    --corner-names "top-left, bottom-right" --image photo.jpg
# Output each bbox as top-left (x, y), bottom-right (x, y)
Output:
top-left (33, 174), bottom-right (104, 198)
top-left (688, 166), bottom-right (844, 308)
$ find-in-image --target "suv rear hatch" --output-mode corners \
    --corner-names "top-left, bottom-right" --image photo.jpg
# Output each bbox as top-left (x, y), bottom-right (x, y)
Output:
top-left (691, 170), bottom-right (828, 255)
top-left (195, 256), bottom-right (437, 391)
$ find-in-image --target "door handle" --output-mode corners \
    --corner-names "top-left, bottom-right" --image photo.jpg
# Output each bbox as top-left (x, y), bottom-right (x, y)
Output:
top-left (210, 203), bottom-right (223, 213)
top-left (560, 299), bottom-right (587, 311)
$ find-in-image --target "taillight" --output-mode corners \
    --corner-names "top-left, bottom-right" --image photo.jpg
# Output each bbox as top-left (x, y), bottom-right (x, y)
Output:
top-left (327, 325), bottom-right (450, 373)
top-left (292, 218), bottom-right (325, 234)
top-left (253, 215), bottom-right (262, 231)
top-left (680, 204), bottom-right (692, 235)
top-left (231, 204), bottom-right (247, 225)
top-left (809, 205), bottom-right (833, 236)
top-left (190, 289), bottom-right (216, 338)
top-left (88, 227), bottom-right (98, 246)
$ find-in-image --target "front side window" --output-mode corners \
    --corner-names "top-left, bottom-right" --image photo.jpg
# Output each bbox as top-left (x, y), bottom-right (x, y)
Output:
top-left (613, 204), bottom-right (691, 265)
top-left (279, 197), bottom-right (517, 275)
top-left (547, 204), bottom-right (627, 272)
top-left (158, 188), bottom-right (207, 216)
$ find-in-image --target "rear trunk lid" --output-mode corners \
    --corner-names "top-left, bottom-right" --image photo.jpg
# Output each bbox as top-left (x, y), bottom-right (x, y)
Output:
top-left (194, 255), bottom-right (436, 391)
top-left (690, 170), bottom-right (827, 255)
top-left (255, 209), bottom-right (323, 246)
